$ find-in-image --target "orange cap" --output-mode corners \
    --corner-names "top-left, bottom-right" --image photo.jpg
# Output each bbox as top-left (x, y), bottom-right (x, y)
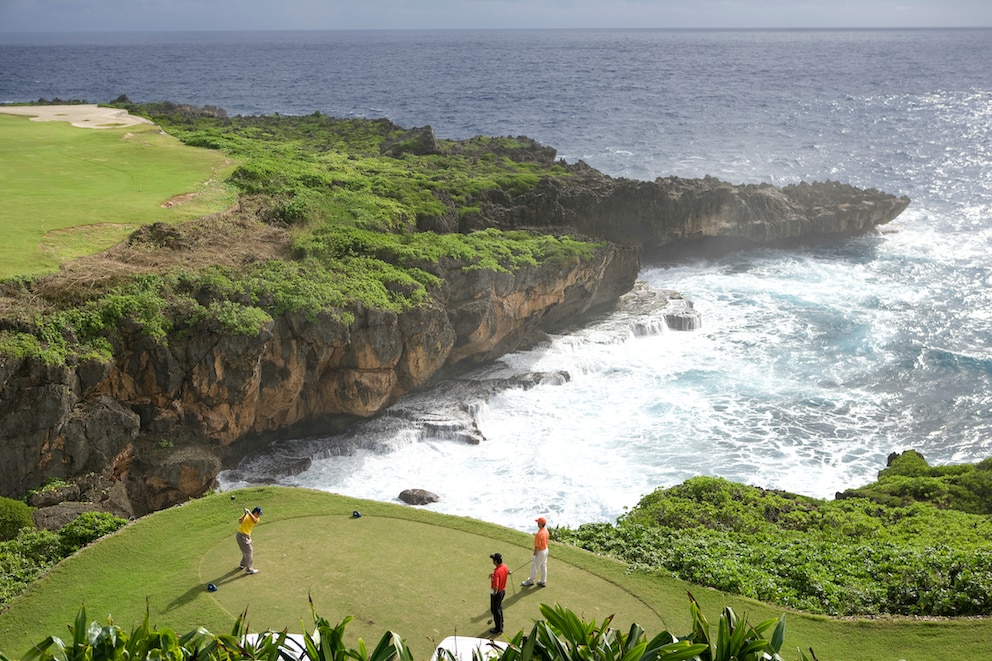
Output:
top-left (536, 517), bottom-right (547, 526)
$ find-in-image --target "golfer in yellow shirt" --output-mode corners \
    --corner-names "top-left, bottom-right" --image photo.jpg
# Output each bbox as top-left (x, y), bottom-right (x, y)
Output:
top-left (237, 506), bottom-right (262, 574)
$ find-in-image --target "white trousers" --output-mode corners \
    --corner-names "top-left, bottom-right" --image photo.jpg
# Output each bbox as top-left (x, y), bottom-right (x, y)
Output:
top-left (528, 549), bottom-right (549, 583)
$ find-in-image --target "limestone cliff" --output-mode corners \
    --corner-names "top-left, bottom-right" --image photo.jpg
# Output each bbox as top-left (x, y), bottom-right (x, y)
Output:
top-left (0, 243), bottom-right (638, 514)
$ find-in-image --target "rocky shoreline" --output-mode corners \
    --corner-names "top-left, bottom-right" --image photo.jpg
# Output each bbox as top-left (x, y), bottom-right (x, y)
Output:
top-left (0, 124), bottom-right (910, 522)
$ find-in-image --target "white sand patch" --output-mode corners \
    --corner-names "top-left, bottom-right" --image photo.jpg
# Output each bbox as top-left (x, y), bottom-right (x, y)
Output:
top-left (0, 104), bottom-right (153, 129)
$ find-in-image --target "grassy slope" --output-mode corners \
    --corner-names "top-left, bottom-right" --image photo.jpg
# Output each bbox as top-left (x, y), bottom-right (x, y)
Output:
top-left (0, 488), bottom-right (989, 661)
top-left (0, 113), bottom-right (236, 278)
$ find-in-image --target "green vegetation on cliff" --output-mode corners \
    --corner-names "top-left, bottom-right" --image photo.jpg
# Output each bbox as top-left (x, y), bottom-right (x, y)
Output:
top-left (110, 101), bottom-right (570, 231)
top-left (553, 451), bottom-right (992, 617)
top-left (0, 102), bottom-right (600, 366)
top-left (837, 448), bottom-right (992, 512)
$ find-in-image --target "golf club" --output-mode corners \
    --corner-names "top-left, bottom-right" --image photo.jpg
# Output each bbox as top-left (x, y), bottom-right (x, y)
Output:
top-left (513, 560), bottom-right (530, 593)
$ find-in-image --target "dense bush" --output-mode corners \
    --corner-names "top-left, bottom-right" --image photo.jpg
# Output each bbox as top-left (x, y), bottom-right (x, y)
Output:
top-left (554, 460), bottom-right (992, 617)
top-left (0, 497), bottom-right (34, 542)
top-left (839, 449), bottom-right (992, 513)
top-left (58, 511), bottom-right (128, 555)
top-left (0, 530), bottom-right (61, 610)
top-left (6, 221), bottom-right (601, 365)
top-left (0, 513), bottom-right (126, 611)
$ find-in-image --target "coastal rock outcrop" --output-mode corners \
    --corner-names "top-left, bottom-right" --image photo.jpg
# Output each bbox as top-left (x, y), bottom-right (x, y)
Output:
top-left (462, 164), bottom-right (910, 260)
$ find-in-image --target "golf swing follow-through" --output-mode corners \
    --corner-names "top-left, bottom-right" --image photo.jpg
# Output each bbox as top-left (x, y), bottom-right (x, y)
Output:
top-left (236, 505), bottom-right (263, 575)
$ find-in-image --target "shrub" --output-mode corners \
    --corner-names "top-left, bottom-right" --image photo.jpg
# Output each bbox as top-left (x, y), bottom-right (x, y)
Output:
top-left (0, 529), bottom-right (61, 610)
top-left (0, 514), bottom-right (128, 612)
top-left (5, 529), bottom-right (62, 564)
top-left (555, 468), bottom-right (992, 617)
top-left (58, 511), bottom-right (128, 555)
top-left (0, 330), bottom-right (42, 361)
top-left (841, 449), bottom-right (992, 514)
top-left (880, 449), bottom-right (930, 478)
top-left (0, 497), bottom-right (34, 542)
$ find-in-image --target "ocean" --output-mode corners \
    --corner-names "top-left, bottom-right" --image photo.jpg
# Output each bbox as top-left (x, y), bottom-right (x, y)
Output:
top-left (2, 28), bottom-right (990, 531)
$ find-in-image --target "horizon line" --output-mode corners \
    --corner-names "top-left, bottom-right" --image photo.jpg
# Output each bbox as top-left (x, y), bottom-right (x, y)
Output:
top-left (2, 26), bottom-right (991, 35)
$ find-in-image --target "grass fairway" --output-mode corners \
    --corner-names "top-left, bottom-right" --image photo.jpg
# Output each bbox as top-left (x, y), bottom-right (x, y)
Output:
top-left (0, 112), bottom-right (237, 279)
top-left (0, 488), bottom-right (990, 661)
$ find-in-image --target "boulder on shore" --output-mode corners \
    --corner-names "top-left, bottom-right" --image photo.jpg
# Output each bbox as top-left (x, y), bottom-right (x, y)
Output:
top-left (399, 489), bottom-right (440, 506)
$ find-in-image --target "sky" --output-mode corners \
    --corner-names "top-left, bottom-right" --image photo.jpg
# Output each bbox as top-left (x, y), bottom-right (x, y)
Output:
top-left (0, 0), bottom-right (990, 32)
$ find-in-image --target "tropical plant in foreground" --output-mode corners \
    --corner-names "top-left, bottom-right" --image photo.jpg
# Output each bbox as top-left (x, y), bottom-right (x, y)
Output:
top-left (4, 598), bottom-right (811, 661)
top-left (493, 598), bottom-right (816, 661)
top-left (294, 593), bottom-right (413, 661)
top-left (5, 595), bottom-right (414, 661)
top-left (494, 603), bottom-right (705, 661)
top-left (682, 592), bottom-right (817, 661)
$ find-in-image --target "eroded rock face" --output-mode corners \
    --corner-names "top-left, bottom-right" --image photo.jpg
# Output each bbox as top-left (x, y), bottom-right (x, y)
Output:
top-left (32, 502), bottom-right (101, 531)
top-left (0, 243), bottom-right (638, 513)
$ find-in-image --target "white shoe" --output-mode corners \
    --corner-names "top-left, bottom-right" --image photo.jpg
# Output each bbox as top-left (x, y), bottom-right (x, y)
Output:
top-left (245, 568), bottom-right (259, 575)
top-left (521, 579), bottom-right (534, 586)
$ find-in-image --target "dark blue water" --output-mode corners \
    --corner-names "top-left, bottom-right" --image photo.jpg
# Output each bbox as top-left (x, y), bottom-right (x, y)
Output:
top-left (3, 29), bottom-right (991, 529)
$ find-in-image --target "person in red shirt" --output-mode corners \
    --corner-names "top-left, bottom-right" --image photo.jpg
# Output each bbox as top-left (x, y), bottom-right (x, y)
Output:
top-left (521, 517), bottom-right (549, 587)
top-left (488, 552), bottom-right (509, 635)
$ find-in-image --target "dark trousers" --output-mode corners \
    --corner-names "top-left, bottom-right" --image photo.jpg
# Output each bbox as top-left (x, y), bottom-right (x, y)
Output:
top-left (490, 589), bottom-right (505, 633)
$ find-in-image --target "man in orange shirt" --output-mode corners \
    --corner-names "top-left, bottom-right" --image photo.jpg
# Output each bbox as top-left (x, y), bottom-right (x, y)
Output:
top-left (521, 517), bottom-right (549, 587)
top-left (488, 552), bottom-right (508, 635)
top-left (237, 506), bottom-right (262, 575)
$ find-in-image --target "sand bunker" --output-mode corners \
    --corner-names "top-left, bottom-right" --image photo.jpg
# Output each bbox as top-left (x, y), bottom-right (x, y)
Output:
top-left (0, 104), bottom-right (152, 129)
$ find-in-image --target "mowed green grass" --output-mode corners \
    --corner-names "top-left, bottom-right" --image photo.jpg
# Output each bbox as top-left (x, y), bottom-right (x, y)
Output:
top-left (0, 112), bottom-right (237, 278)
top-left (0, 488), bottom-right (990, 661)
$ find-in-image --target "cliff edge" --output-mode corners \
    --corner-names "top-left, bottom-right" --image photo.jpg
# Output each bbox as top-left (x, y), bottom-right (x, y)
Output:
top-left (0, 234), bottom-right (639, 514)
